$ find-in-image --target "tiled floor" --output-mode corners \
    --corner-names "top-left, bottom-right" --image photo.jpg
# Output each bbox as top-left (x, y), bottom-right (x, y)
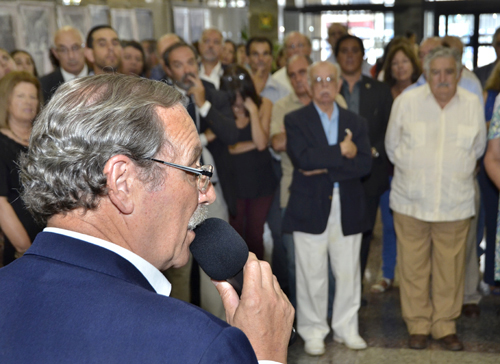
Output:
top-left (287, 212), bottom-right (500, 363)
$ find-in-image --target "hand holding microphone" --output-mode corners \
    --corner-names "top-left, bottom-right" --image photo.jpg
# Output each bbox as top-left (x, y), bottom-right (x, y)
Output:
top-left (190, 218), bottom-right (295, 363)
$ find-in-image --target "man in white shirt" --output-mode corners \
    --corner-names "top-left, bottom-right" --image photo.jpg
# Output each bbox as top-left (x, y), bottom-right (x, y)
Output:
top-left (199, 28), bottom-right (224, 89)
top-left (0, 73), bottom-right (293, 363)
top-left (385, 47), bottom-right (486, 351)
top-left (40, 26), bottom-right (88, 102)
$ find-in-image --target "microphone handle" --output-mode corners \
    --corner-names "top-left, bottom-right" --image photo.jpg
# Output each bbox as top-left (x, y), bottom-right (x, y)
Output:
top-left (225, 269), bottom-right (296, 346)
top-left (226, 270), bottom-right (243, 297)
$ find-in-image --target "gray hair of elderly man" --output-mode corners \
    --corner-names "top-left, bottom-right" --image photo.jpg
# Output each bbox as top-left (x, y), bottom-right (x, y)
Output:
top-left (20, 74), bottom-right (185, 225)
top-left (423, 46), bottom-right (462, 78)
top-left (307, 61), bottom-right (341, 86)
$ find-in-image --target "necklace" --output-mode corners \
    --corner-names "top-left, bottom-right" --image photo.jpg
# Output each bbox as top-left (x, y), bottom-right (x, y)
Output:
top-left (9, 128), bottom-right (30, 144)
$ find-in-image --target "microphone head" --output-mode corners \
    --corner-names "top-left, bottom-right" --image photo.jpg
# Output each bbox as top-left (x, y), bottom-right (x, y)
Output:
top-left (190, 218), bottom-right (248, 280)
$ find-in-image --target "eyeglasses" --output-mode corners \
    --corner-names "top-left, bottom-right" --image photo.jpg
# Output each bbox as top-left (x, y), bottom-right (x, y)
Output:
top-left (286, 43), bottom-right (305, 50)
top-left (222, 73), bottom-right (247, 82)
top-left (55, 44), bottom-right (84, 55)
top-left (146, 158), bottom-right (213, 193)
top-left (312, 76), bottom-right (336, 86)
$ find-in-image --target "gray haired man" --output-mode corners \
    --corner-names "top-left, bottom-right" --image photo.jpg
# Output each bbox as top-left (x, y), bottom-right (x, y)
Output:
top-left (0, 74), bottom-right (293, 363)
top-left (385, 47), bottom-right (486, 351)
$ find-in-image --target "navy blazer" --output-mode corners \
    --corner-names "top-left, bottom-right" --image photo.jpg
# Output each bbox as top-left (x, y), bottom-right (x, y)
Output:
top-left (0, 232), bottom-right (258, 363)
top-left (341, 76), bottom-right (392, 197)
top-left (283, 103), bottom-right (372, 236)
top-left (39, 68), bottom-right (65, 104)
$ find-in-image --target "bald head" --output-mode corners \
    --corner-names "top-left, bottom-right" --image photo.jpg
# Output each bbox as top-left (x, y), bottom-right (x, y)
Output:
top-left (284, 32), bottom-right (311, 59)
top-left (327, 23), bottom-right (348, 50)
top-left (54, 26), bottom-right (83, 45)
top-left (419, 37), bottom-right (442, 65)
top-left (52, 26), bottom-right (85, 75)
top-left (157, 34), bottom-right (182, 59)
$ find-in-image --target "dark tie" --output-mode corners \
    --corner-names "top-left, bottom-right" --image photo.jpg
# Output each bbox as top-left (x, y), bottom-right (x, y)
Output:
top-left (186, 96), bottom-right (197, 127)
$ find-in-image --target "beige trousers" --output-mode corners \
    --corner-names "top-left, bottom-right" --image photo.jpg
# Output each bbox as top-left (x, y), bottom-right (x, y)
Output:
top-left (394, 212), bottom-right (470, 339)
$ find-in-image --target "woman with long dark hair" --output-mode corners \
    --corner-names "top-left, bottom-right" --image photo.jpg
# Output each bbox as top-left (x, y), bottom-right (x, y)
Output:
top-left (219, 64), bottom-right (276, 259)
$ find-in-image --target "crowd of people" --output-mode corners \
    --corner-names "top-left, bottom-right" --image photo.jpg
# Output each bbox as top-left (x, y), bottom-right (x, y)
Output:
top-left (1, 21), bottom-right (500, 360)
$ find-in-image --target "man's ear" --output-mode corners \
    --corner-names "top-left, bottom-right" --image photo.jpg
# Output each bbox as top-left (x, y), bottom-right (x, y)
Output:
top-left (336, 78), bottom-right (343, 93)
top-left (84, 47), bottom-right (95, 64)
top-left (103, 155), bottom-right (135, 215)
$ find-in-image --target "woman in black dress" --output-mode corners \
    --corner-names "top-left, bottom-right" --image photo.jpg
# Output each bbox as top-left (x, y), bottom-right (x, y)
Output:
top-left (219, 64), bottom-right (276, 259)
top-left (0, 71), bottom-right (43, 265)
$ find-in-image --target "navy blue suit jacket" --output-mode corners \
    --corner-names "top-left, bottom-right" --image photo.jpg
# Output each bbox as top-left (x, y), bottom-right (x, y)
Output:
top-left (39, 68), bottom-right (65, 104)
top-left (283, 103), bottom-right (372, 236)
top-left (0, 232), bottom-right (258, 363)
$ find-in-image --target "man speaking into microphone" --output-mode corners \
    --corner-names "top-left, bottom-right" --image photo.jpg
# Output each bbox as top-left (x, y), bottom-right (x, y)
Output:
top-left (0, 74), bottom-right (294, 363)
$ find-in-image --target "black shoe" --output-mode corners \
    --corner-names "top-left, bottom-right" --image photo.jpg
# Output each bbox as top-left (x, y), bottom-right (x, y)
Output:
top-left (462, 304), bottom-right (480, 318)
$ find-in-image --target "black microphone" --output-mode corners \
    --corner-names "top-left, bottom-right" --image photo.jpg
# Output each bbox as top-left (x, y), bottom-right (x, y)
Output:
top-left (190, 217), bottom-right (248, 296)
top-left (190, 217), bottom-right (296, 346)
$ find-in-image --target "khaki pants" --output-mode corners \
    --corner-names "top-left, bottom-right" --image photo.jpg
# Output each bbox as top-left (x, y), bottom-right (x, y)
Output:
top-left (394, 212), bottom-right (469, 339)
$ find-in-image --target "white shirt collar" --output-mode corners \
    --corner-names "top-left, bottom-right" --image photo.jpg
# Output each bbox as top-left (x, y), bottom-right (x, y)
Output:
top-left (60, 64), bottom-right (88, 83)
top-left (199, 62), bottom-right (222, 89)
top-left (43, 227), bottom-right (172, 297)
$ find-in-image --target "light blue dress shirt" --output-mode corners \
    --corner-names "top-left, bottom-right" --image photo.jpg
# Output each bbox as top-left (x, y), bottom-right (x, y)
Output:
top-left (314, 101), bottom-right (340, 188)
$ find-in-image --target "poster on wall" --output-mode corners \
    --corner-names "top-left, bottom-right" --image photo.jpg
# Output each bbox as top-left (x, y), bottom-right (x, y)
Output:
top-left (135, 8), bottom-right (154, 41)
top-left (17, 1), bottom-right (56, 76)
top-left (56, 5), bottom-right (91, 39)
top-left (110, 8), bottom-right (138, 41)
top-left (0, 3), bottom-right (20, 52)
top-left (88, 5), bottom-right (110, 28)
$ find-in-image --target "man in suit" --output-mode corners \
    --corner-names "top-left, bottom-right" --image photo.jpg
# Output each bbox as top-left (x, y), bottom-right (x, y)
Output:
top-left (284, 61), bottom-right (372, 355)
top-left (336, 34), bottom-right (392, 286)
top-left (40, 26), bottom-right (88, 103)
top-left (163, 42), bottom-right (238, 317)
top-left (0, 74), bottom-right (293, 363)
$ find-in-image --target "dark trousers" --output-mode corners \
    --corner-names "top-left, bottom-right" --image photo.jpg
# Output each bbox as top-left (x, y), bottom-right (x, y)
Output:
top-left (478, 159), bottom-right (499, 286)
top-left (268, 159), bottom-right (289, 296)
top-left (360, 193), bottom-right (384, 282)
top-left (230, 194), bottom-right (274, 260)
